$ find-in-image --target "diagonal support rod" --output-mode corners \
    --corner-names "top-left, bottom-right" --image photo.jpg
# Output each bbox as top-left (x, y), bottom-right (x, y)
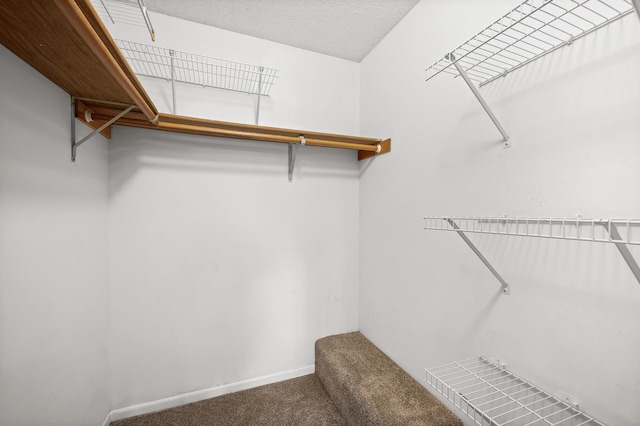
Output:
top-left (288, 136), bottom-right (305, 181)
top-left (71, 97), bottom-right (136, 162)
top-left (288, 143), bottom-right (295, 181)
top-left (447, 53), bottom-right (510, 147)
top-left (446, 218), bottom-right (510, 295)
top-left (136, 0), bottom-right (155, 42)
top-left (605, 222), bottom-right (640, 287)
top-left (255, 66), bottom-right (264, 125)
top-left (170, 49), bottom-right (176, 114)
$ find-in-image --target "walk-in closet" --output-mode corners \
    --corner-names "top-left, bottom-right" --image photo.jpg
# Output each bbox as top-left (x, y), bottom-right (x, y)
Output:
top-left (1, 1), bottom-right (639, 425)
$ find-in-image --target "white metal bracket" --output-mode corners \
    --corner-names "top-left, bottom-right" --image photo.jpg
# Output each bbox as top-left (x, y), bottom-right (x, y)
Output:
top-left (446, 53), bottom-right (510, 148)
top-left (446, 217), bottom-right (511, 295)
top-left (485, 356), bottom-right (507, 369)
top-left (555, 391), bottom-right (581, 410)
top-left (288, 136), bottom-right (305, 181)
top-left (169, 49), bottom-right (176, 114)
top-left (71, 96), bottom-right (135, 162)
top-left (605, 221), bottom-right (640, 286)
top-left (255, 66), bottom-right (264, 125)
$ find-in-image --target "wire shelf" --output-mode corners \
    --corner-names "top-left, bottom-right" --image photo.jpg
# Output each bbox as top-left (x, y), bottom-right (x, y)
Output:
top-left (425, 0), bottom-right (635, 86)
top-left (115, 40), bottom-right (279, 96)
top-left (424, 216), bottom-right (640, 245)
top-left (91, 0), bottom-right (155, 41)
top-left (426, 357), bottom-right (606, 426)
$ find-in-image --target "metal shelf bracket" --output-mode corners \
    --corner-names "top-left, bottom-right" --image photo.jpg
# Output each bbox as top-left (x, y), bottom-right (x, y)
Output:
top-left (71, 96), bottom-right (135, 162)
top-left (288, 136), bottom-right (305, 181)
top-left (446, 53), bottom-right (510, 148)
top-left (445, 217), bottom-right (511, 295)
top-left (605, 221), bottom-right (640, 285)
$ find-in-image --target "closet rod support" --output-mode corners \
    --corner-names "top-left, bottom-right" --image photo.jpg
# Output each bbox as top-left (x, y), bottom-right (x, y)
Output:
top-left (446, 218), bottom-right (510, 295)
top-left (71, 97), bottom-right (135, 162)
top-left (288, 136), bottom-right (305, 181)
top-left (634, 0), bottom-right (640, 18)
top-left (606, 222), bottom-right (640, 286)
top-left (447, 53), bottom-right (510, 148)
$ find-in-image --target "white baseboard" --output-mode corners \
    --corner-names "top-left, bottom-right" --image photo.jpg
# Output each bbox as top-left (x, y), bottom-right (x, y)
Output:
top-left (102, 412), bottom-right (112, 426)
top-left (102, 365), bottom-right (315, 425)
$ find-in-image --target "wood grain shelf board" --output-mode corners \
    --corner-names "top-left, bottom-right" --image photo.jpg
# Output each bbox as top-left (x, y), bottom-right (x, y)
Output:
top-left (0, 0), bottom-right (155, 110)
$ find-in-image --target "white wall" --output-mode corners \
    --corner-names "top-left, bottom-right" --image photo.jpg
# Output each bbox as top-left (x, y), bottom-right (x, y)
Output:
top-left (0, 46), bottom-right (110, 425)
top-left (108, 128), bottom-right (360, 408)
top-left (359, 1), bottom-right (640, 425)
top-left (106, 14), bottom-right (361, 409)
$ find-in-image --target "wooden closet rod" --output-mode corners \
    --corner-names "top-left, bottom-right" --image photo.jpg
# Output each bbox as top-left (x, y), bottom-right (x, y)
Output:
top-left (156, 122), bottom-right (382, 152)
top-left (78, 104), bottom-right (388, 154)
top-left (54, 0), bottom-right (158, 124)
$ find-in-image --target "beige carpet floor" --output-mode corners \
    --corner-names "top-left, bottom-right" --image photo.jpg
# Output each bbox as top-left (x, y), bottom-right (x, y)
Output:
top-left (110, 374), bottom-right (346, 426)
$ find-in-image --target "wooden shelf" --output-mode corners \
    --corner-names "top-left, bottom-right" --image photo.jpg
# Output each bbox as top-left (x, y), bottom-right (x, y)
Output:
top-left (0, 0), bottom-right (157, 120)
top-left (0, 0), bottom-right (391, 161)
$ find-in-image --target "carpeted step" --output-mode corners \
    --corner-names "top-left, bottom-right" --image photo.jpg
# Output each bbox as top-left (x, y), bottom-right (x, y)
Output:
top-left (315, 332), bottom-right (462, 426)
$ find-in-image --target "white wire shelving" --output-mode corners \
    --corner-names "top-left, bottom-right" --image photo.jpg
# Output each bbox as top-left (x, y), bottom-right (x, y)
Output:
top-left (425, 0), bottom-right (636, 87)
top-left (423, 0), bottom-right (637, 145)
top-left (115, 40), bottom-right (279, 121)
top-left (426, 357), bottom-right (606, 426)
top-left (92, 0), bottom-right (155, 41)
top-left (423, 216), bottom-right (640, 294)
top-left (116, 40), bottom-right (279, 97)
top-left (424, 217), bottom-right (640, 245)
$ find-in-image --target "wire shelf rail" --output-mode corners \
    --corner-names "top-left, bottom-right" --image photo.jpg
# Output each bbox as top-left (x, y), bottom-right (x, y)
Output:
top-left (115, 39), bottom-right (279, 97)
top-left (92, 0), bottom-right (155, 41)
top-left (424, 216), bottom-right (640, 291)
top-left (423, 216), bottom-right (640, 245)
top-left (425, 0), bottom-right (636, 87)
top-left (426, 357), bottom-right (606, 426)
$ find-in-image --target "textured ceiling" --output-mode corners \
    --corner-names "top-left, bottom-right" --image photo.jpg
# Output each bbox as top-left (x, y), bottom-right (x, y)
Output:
top-left (145, 0), bottom-right (420, 62)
